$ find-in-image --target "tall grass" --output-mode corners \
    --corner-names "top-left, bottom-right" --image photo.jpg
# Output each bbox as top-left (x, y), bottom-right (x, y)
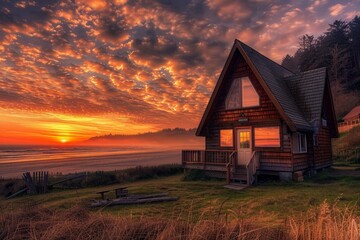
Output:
top-left (0, 205), bottom-right (281, 240)
top-left (1, 201), bottom-right (358, 240)
top-left (287, 201), bottom-right (359, 240)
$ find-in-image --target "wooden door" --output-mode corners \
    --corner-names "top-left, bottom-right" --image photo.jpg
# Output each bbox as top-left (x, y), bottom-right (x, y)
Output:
top-left (237, 128), bottom-right (252, 165)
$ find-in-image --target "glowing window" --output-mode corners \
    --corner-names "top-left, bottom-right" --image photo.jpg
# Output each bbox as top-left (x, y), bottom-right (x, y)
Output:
top-left (225, 77), bottom-right (259, 109)
top-left (239, 131), bottom-right (250, 148)
top-left (220, 129), bottom-right (233, 147)
top-left (242, 77), bottom-right (260, 107)
top-left (254, 127), bottom-right (280, 147)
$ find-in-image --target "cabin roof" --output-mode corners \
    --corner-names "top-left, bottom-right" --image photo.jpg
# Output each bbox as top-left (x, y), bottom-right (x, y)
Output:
top-left (343, 105), bottom-right (360, 121)
top-left (284, 67), bottom-right (327, 125)
top-left (197, 39), bottom-right (335, 136)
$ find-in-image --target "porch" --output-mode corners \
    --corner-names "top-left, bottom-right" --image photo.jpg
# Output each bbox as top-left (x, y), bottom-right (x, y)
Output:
top-left (181, 150), bottom-right (259, 185)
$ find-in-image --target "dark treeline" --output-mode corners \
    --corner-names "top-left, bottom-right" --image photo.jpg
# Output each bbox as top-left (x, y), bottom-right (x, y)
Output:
top-left (89, 128), bottom-right (197, 140)
top-left (281, 16), bottom-right (360, 119)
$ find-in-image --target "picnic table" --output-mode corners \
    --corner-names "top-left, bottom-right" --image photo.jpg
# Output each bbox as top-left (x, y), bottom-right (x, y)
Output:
top-left (96, 187), bottom-right (128, 200)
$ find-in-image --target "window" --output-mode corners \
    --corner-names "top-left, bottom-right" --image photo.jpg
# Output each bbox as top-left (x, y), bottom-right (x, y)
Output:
top-left (242, 77), bottom-right (260, 107)
top-left (225, 77), bottom-right (259, 109)
top-left (220, 129), bottom-right (233, 147)
top-left (254, 127), bottom-right (280, 147)
top-left (239, 131), bottom-right (250, 148)
top-left (322, 118), bottom-right (327, 127)
top-left (293, 133), bottom-right (307, 153)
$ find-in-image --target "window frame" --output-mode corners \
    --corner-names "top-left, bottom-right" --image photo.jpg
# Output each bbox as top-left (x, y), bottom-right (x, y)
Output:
top-left (220, 129), bottom-right (234, 147)
top-left (254, 126), bottom-right (281, 148)
top-left (313, 134), bottom-right (319, 146)
top-left (225, 77), bottom-right (260, 110)
top-left (293, 133), bottom-right (307, 153)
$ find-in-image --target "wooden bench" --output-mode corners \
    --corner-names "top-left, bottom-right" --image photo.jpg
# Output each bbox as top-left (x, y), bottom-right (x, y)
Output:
top-left (114, 187), bottom-right (128, 198)
top-left (96, 187), bottom-right (128, 199)
top-left (96, 190), bottom-right (110, 200)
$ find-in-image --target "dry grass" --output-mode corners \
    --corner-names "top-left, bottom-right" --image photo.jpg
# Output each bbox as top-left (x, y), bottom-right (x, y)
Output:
top-left (287, 201), bottom-right (360, 240)
top-left (0, 204), bottom-right (283, 240)
top-left (0, 201), bottom-right (359, 240)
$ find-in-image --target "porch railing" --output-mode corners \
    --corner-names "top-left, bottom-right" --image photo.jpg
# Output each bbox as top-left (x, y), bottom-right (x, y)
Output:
top-left (246, 151), bottom-right (260, 185)
top-left (182, 150), bottom-right (237, 165)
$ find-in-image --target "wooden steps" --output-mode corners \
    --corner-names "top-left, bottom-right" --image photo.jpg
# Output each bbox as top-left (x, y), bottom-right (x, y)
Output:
top-left (231, 164), bottom-right (248, 182)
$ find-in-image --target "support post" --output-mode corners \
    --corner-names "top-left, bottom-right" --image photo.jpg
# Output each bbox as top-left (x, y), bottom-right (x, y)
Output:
top-left (226, 163), bottom-right (231, 184)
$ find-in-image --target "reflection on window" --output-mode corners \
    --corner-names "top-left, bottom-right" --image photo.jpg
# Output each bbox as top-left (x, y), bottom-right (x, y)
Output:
top-left (220, 129), bottom-right (233, 147)
top-left (239, 131), bottom-right (250, 148)
top-left (293, 133), bottom-right (307, 153)
top-left (225, 77), bottom-right (259, 109)
top-left (254, 127), bottom-right (280, 147)
top-left (242, 77), bottom-right (260, 107)
top-left (226, 78), bottom-right (241, 109)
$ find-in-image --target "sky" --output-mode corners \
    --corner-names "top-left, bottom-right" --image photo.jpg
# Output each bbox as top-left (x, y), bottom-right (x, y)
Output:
top-left (0, 0), bottom-right (359, 145)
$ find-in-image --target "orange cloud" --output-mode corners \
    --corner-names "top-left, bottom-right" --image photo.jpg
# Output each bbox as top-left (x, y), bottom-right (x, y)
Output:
top-left (329, 3), bottom-right (346, 16)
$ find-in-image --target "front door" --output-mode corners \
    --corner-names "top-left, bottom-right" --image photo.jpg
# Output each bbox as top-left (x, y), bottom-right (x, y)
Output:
top-left (237, 128), bottom-right (252, 165)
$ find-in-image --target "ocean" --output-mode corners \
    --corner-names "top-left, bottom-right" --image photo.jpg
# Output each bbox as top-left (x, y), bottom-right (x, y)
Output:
top-left (0, 145), bottom-right (181, 178)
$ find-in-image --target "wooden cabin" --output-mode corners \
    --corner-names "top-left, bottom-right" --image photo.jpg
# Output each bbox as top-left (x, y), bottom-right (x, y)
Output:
top-left (338, 105), bottom-right (360, 132)
top-left (182, 40), bottom-right (338, 184)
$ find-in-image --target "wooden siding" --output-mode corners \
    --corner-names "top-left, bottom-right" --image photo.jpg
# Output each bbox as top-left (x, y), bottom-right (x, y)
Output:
top-left (259, 151), bottom-right (292, 171)
top-left (314, 127), bottom-right (332, 168)
top-left (293, 153), bottom-right (308, 171)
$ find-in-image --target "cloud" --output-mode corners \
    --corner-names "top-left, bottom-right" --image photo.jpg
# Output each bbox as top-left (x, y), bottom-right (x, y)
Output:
top-left (329, 3), bottom-right (346, 16)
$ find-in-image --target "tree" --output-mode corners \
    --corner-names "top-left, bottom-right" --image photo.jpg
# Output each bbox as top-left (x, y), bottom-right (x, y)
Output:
top-left (281, 54), bottom-right (298, 73)
top-left (281, 17), bottom-right (360, 116)
top-left (349, 16), bottom-right (360, 70)
top-left (324, 20), bottom-right (349, 48)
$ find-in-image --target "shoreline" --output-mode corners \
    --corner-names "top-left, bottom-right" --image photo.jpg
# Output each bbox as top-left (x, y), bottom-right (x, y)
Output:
top-left (0, 149), bottom-right (181, 179)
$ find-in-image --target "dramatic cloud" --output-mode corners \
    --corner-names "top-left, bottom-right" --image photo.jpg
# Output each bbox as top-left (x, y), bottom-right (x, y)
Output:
top-left (329, 3), bottom-right (346, 16)
top-left (0, 0), bottom-right (359, 143)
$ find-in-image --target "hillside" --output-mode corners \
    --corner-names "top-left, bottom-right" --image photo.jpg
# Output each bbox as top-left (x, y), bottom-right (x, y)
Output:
top-left (87, 128), bottom-right (204, 148)
top-left (281, 17), bottom-right (360, 119)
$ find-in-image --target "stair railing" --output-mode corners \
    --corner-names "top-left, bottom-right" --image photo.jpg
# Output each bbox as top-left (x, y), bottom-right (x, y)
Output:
top-left (246, 151), bottom-right (259, 185)
top-left (226, 151), bottom-right (237, 184)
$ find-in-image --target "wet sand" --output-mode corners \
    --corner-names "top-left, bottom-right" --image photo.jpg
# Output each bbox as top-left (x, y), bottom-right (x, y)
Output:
top-left (0, 150), bottom-right (181, 178)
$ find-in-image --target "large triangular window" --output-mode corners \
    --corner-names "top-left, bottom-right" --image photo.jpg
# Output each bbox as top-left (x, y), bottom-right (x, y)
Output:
top-left (225, 77), bottom-right (259, 109)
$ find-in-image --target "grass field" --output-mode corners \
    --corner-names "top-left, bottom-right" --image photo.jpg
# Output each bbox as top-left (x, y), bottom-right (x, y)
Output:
top-left (1, 167), bottom-right (359, 239)
top-left (2, 168), bottom-right (359, 226)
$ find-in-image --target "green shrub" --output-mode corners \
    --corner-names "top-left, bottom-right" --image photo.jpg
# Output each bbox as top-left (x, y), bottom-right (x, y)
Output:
top-left (182, 169), bottom-right (212, 181)
top-left (49, 164), bottom-right (183, 189)
top-left (0, 179), bottom-right (26, 198)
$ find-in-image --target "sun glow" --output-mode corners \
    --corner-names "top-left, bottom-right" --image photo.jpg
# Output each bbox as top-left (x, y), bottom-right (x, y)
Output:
top-left (0, 109), bottom-right (159, 145)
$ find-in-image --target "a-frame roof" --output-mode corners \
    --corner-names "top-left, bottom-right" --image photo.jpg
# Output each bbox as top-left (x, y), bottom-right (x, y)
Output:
top-left (197, 39), bottom-right (333, 136)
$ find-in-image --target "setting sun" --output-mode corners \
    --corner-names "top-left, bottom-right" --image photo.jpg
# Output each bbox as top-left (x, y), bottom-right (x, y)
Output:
top-left (60, 139), bottom-right (68, 143)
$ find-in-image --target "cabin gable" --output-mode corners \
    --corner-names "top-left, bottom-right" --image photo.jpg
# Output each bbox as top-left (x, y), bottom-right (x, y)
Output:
top-left (205, 49), bottom-right (284, 147)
